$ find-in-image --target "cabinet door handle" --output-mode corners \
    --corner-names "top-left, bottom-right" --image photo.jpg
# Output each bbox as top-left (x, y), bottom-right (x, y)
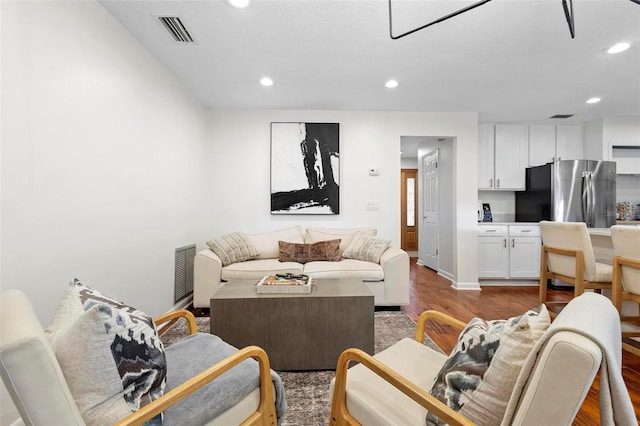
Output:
top-left (489, 178), bottom-right (493, 188)
top-left (496, 178), bottom-right (500, 188)
top-left (521, 229), bottom-right (532, 232)
top-left (486, 229), bottom-right (497, 232)
top-left (512, 238), bottom-right (515, 248)
top-left (503, 238), bottom-right (507, 248)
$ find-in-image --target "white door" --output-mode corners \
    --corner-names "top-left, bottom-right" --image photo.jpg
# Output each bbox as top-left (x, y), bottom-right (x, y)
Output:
top-left (422, 149), bottom-right (439, 270)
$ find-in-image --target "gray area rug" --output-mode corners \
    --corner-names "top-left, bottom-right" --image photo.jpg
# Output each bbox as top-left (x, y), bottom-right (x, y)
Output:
top-left (160, 311), bottom-right (442, 426)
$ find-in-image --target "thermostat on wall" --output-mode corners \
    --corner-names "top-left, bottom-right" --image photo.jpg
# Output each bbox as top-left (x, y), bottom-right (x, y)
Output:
top-left (369, 168), bottom-right (379, 176)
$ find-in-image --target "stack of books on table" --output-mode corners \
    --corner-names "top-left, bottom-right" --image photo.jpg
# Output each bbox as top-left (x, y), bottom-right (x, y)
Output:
top-left (256, 274), bottom-right (313, 294)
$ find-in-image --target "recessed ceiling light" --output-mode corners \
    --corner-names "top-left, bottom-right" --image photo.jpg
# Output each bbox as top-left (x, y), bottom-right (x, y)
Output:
top-left (586, 97), bottom-right (601, 104)
top-left (260, 77), bottom-right (273, 87)
top-left (607, 42), bottom-right (630, 54)
top-left (385, 80), bottom-right (399, 88)
top-left (225, 0), bottom-right (250, 8)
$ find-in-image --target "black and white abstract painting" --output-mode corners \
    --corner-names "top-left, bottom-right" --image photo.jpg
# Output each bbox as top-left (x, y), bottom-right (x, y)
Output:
top-left (270, 122), bottom-right (340, 214)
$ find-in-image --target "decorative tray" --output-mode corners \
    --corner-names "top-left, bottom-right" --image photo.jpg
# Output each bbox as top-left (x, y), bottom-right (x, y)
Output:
top-left (256, 274), bottom-right (313, 294)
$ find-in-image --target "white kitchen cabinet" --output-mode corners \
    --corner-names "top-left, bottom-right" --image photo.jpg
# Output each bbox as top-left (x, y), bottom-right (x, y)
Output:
top-left (556, 124), bottom-right (583, 161)
top-left (478, 224), bottom-right (541, 280)
top-left (478, 226), bottom-right (509, 278)
top-left (495, 124), bottom-right (529, 189)
top-left (508, 226), bottom-right (542, 278)
top-left (529, 124), bottom-right (556, 166)
top-left (478, 123), bottom-right (495, 190)
top-left (528, 123), bottom-right (584, 167)
top-left (478, 124), bottom-right (528, 190)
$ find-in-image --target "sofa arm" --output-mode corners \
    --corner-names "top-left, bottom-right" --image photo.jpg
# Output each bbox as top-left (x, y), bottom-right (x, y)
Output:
top-left (194, 249), bottom-right (223, 309)
top-left (379, 247), bottom-right (410, 305)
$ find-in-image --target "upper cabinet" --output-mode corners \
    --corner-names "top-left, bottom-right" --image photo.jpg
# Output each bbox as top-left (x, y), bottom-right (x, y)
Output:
top-left (478, 124), bottom-right (528, 190)
top-left (584, 116), bottom-right (640, 174)
top-left (528, 123), bottom-right (583, 167)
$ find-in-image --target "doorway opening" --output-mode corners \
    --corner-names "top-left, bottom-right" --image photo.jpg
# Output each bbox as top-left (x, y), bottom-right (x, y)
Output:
top-left (400, 136), bottom-right (454, 280)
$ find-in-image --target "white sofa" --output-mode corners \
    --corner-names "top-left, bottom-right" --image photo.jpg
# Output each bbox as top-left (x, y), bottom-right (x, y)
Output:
top-left (193, 226), bottom-right (410, 309)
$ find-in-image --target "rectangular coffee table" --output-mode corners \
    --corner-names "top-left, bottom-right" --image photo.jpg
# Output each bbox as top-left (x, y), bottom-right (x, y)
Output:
top-left (210, 279), bottom-right (374, 370)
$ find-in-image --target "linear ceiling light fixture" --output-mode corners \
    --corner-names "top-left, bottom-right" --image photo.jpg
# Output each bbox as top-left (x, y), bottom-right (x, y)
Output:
top-left (389, 0), bottom-right (639, 40)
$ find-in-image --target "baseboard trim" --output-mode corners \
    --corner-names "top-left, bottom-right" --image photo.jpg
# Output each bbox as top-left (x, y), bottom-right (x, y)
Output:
top-left (451, 281), bottom-right (481, 290)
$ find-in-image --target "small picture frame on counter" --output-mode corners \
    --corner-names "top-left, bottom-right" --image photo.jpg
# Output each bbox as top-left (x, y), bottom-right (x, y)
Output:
top-left (482, 203), bottom-right (493, 222)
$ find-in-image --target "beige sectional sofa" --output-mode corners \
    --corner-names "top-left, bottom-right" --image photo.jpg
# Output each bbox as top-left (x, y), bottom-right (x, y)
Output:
top-left (193, 226), bottom-right (410, 308)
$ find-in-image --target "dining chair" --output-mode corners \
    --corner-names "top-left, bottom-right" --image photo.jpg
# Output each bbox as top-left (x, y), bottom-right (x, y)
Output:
top-left (538, 221), bottom-right (612, 312)
top-left (610, 225), bottom-right (640, 357)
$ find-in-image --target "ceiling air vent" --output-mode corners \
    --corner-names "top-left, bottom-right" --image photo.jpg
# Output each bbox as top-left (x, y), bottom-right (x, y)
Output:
top-left (158, 16), bottom-right (194, 43)
top-left (549, 114), bottom-right (574, 119)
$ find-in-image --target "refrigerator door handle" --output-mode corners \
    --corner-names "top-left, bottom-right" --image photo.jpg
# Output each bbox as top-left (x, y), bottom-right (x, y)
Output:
top-left (582, 171), bottom-right (595, 227)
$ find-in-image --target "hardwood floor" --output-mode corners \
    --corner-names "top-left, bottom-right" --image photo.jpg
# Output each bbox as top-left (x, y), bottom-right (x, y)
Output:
top-left (402, 258), bottom-right (640, 425)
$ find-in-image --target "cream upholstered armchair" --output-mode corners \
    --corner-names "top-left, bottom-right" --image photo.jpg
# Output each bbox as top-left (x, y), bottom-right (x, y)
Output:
top-left (611, 225), bottom-right (640, 357)
top-left (329, 293), bottom-right (635, 425)
top-left (0, 288), bottom-right (285, 426)
top-left (538, 220), bottom-right (613, 311)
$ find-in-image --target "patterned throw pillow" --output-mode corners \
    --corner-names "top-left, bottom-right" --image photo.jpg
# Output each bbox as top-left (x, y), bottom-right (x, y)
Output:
top-left (206, 232), bottom-right (259, 266)
top-left (278, 239), bottom-right (341, 263)
top-left (426, 305), bottom-right (550, 426)
top-left (46, 279), bottom-right (166, 426)
top-left (342, 233), bottom-right (391, 263)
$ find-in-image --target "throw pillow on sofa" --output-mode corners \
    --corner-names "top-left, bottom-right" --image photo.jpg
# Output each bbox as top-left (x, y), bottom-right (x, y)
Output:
top-left (206, 231), bottom-right (259, 266)
top-left (246, 226), bottom-right (305, 259)
top-left (342, 233), bottom-right (391, 263)
top-left (305, 227), bottom-right (376, 255)
top-left (278, 239), bottom-right (341, 263)
top-left (426, 304), bottom-right (550, 426)
top-left (46, 279), bottom-right (166, 426)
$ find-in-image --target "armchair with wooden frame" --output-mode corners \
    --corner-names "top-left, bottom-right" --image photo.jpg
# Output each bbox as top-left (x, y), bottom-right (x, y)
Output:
top-left (538, 221), bottom-right (613, 312)
top-left (0, 289), bottom-right (280, 426)
top-left (329, 292), bottom-right (632, 425)
top-left (611, 225), bottom-right (640, 357)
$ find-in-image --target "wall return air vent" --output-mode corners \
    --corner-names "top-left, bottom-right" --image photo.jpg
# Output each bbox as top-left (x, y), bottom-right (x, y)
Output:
top-left (158, 16), bottom-right (194, 42)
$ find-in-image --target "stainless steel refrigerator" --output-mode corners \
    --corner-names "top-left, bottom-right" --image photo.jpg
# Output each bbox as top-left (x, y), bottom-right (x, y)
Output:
top-left (515, 160), bottom-right (617, 228)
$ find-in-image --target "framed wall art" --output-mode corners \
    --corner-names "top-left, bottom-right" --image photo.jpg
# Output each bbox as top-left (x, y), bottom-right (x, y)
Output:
top-left (270, 122), bottom-right (340, 215)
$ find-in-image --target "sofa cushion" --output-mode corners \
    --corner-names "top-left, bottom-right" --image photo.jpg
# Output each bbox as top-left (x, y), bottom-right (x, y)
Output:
top-left (342, 234), bottom-right (391, 263)
top-left (222, 259), bottom-right (304, 281)
top-left (426, 305), bottom-right (550, 425)
top-left (246, 226), bottom-right (305, 259)
top-left (206, 232), bottom-right (259, 266)
top-left (46, 279), bottom-right (166, 426)
top-left (278, 239), bottom-right (341, 263)
top-left (305, 227), bottom-right (377, 255)
top-left (304, 259), bottom-right (385, 281)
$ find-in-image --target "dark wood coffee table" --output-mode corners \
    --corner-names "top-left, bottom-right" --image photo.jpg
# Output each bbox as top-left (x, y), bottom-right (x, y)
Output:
top-left (210, 279), bottom-right (374, 370)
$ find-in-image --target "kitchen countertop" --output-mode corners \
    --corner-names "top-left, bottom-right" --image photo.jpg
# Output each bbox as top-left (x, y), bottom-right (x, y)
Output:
top-left (477, 222), bottom-right (540, 226)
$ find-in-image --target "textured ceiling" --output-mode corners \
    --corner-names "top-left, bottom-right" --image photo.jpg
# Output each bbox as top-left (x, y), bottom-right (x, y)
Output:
top-left (99, 0), bottom-right (640, 122)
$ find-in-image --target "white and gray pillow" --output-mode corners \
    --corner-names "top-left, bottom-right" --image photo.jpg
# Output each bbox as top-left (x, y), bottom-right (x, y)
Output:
top-left (206, 231), bottom-right (259, 266)
top-left (46, 279), bottom-right (166, 425)
top-left (426, 305), bottom-right (550, 425)
top-left (342, 233), bottom-right (391, 263)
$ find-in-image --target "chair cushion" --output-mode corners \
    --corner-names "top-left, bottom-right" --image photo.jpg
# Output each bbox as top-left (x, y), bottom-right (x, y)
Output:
top-left (163, 333), bottom-right (287, 425)
top-left (246, 226), bottom-right (305, 259)
top-left (427, 305), bottom-right (550, 425)
top-left (330, 338), bottom-right (447, 425)
top-left (206, 232), bottom-right (259, 266)
top-left (46, 279), bottom-right (166, 425)
top-left (303, 259), bottom-right (385, 281)
top-left (342, 234), bottom-right (391, 263)
top-left (278, 240), bottom-right (341, 263)
top-left (221, 259), bottom-right (304, 281)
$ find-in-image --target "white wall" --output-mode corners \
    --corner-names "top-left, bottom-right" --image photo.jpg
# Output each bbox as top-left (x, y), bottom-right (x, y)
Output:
top-left (1, 1), bottom-right (211, 324)
top-left (207, 110), bottom-right (479, 288)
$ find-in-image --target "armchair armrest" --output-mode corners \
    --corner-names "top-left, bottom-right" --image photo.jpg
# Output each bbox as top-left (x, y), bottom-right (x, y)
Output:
top-left (114, 345), bottom-right (277, 426)
top-left (154, 310), bottom-right (198, 336)
top-left (414, 310), bottom-right (466, 344)
top-left (329, 348), bottom-right (475, 426)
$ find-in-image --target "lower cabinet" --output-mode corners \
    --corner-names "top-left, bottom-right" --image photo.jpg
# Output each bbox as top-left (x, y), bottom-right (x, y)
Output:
top-left (478, 224), bottom-right (541, 280)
